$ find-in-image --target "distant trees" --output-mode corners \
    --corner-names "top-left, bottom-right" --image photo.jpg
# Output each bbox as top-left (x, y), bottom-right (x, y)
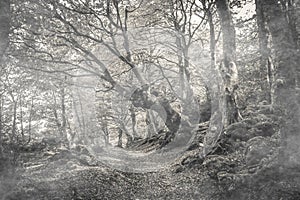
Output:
top-left (3, 0), bottom-right (299, 163)
top-left (10, 0), bottom-right (208, 146)
top-left (7, 0), bottom-right (247, 152)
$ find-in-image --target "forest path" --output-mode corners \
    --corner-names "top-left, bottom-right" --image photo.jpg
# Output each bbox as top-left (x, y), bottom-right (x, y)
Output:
top-left (88, 130), bottom-right (197, 172)
top-left (2, 123), bottom-right (211, 199)
top-left (7, 136), bottom-right (213, 200)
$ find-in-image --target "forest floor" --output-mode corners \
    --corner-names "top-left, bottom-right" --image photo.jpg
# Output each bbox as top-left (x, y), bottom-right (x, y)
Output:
top-left (2, 144), bottom-right (218, 200)
top-left (1, 106), bottom-right (300, 200)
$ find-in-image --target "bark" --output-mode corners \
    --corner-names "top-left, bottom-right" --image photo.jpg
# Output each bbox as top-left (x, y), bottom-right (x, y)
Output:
top-left (207, 5), bottom-right (216, 70)
top-left (0, 0), bottom-right (10, 61)
top-left (11, 97), bottom-right (17, 142)
top-left (0, 0), bottom-right (10, 153)
top-left (73, 94), bottom-right (82, 135)
top-left (262, 0), bottom-right (300, 167)
top-left (216, 0), bottom-right (240, 126)
top-left (255, 0), bottom-right (274, 104)
top-left (216, 0), bottom-right (236, 66)
top-left (130, 87), bottom-right (181, 133)
top-left (0, 95), bottom-right (3, 154)
top-left (118, 121), bottom-right (133, 147)
top-left (176, 36), bottom-right (185, 99)
top-left (19, 96), bottom-right (24, 139)
top-left (278, 0), bottom-right (300, 87)
top-left (60, 85), bottom-right (66, 136)
top-left (101, 115), bottom-right (109, 144)
top-left (206, 2), bottom-right (215, 123)
top-left (295, 0), bottom-right (300, 48)
top-left (291, 0), bottom-right (300, 87)
top-left (27, 97), bottom-right (34, 144)
top-left (129, 105), bottom-right (138, 138)
top-left (201, 5), bottom-right (227, 156)
top-left (117, 128), bottom-right (122, 147)
top-left (102, 126), bottom-right (109, 144)
top-left (52, 91), bottom-right (62, 135)
top-left (146, 110), bottom-right (152, 137)
top-left (146, 110), bottom-right (158, 137)
top-left (77, 90), bottom-right (87, 142)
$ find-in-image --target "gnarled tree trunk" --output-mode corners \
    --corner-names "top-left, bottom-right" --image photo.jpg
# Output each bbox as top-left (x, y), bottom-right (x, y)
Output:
top-left (130, 87), bottom-right (181, 134)
top-left (216, 0), bottom-right (240, 126)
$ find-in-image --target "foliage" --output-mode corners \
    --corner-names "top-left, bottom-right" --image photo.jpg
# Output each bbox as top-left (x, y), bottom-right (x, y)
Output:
top-left (0, 0), bottom-right (300, 199)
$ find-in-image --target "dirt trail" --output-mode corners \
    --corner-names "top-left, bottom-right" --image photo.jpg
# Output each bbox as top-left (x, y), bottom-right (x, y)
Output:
top-left (87, 130), bottom-right (197, 172)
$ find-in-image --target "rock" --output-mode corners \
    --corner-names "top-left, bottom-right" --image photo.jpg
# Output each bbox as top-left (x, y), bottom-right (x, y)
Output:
top-left (253, 121), bottom-right (276, 137)
top-left (244, 136), bottom-right (273, 167)
top-left (73, 144), bottom-right (90, 155)
top-left (203, 155), bottom-right (235, 180)
top-left (173, 164), bottom-right (184, 173)
top-left (226, 122), bottom-right (253, 142)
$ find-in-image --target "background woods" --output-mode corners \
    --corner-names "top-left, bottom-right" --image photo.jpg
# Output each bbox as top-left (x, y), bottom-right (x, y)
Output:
top-left (0, 0), bottom-right (300, 199)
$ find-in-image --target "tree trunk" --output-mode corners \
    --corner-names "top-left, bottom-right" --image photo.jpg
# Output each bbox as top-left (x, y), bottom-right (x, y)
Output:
top-left (117, 128), bottom-right (122, 148)
top-left (0, 0), bottom-right (10, 155)
top-left (19, 96), bottom-right (24, 140)
top-left (118, 121), bottom-right (133, 147)
top-left (11, 96), bottom-right (17, 142)
top-left (202, 9), bottom-right (227, 156)
top-left (255, 0), bottom-right (274, 104)
top-left (52, 91), bottom-right (62, 135)
top-left (216, 0), bottom-right (240, 126)
top-left (101, 117), bottom-right (109, 145)
top-left (176, 36), bottom-right (185, 99)
top-left (206, 2), bottom-right (215, 123)
top-left (130, 87), bottom-right (181, 133)
top-left (129, 105), bottom-right (138, 138)
top-left (0, 95), bottom-right (3, 154)
top-left (262, 0), bottom-right (300, 167)
top-left (60, 84), bottom-right (66, 136)
top-left (290, 0), bottom-right (300, 87)
top-left (0, 0), bottom-right (10, 61)
top-left (146, 110), bottom-right (158, 137)
top-left (207, 4), bottom-right (216, 71)
top-left (27, 96), bottom-right (34, 144)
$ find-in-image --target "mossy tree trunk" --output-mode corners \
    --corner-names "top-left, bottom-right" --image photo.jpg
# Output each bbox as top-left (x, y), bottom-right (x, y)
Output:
top-left (0, 0), bottom-right (10, 155)
top-left (255, 0), bottom-right (274, 104)
top-left (216, 0), bottom-right (240, 126)
top-left (262, 0), bottom-right (300, 167)
top-left (0, 0), bottom-right (10, 61)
